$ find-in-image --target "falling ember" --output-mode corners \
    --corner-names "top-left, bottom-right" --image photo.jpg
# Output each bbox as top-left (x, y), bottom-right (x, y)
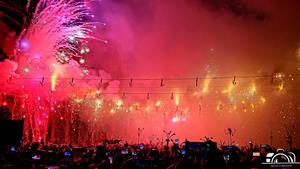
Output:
top-left (202, 77), bottom-right (210, 93)
top-left (115, 99), bottom-right (123, 109)
top-left (260, 96), bottom-right (266, 104)
top-left (216, 102), bottom-right (223, 111)
top-left (277, 83), bottom-right (284, 91)
top-left (250, 82), bottom-right (257, 95)
top-left (223, 81), bottom-right (234, 94)
top-left (175, 93), bottom-right (180, 106)
top-left (95, 99), bottom-right (103, 109)
top-left (155, 100), bottom-right (161, 107)
top-left (51, 67), bottom-right (59, 91)
top-left (250, 103), bottom-right (255, 109)
top-left (110, 109), bottom-right (115, 114)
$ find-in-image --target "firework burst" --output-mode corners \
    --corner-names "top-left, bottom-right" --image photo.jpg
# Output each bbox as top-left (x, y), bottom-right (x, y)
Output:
top-left (7, 0), bottom-right (102, 143)
top-left (17, 0), bottom-right (95, 69)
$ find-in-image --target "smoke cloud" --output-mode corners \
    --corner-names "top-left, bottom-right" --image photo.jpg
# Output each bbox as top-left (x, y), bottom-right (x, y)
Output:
top-left (86, 0), bottom-right (300, 146)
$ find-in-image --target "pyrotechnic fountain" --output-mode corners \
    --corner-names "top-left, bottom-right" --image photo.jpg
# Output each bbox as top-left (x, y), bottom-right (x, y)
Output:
top-left (0, 0), bottom-right (119, 144)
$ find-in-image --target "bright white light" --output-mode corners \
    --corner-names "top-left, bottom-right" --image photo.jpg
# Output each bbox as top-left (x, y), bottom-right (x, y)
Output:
top-left (23, 67), bottom-right (30, 73)
top-left (68, 36), bottom-right (75, 42)
top-left (172, 117), bottom-right (178, 123)
top-left (20, 39), bottom-right (30, 49)
top-left (77, 31), bottom-right (84, 38)
top-left (79, 58), bottom-right (85, 64)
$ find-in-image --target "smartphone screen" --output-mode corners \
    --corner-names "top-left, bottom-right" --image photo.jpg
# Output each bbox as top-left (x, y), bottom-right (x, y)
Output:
top-left (253, 152), bottom-right (260, 157)
top-left (10, 146), bottom-right (16, 152)
top-left (108, 156), bottom-right (113, 164)
top-left (139, 144), bottom-right (144, 150)
top-left (181, 149), bottom-right (186, 156)
top-left (32, 155), bottom-right (41, 160)
top-left (47, 166), bottom-right (59, 169)
top-left (64, 151), bottom-right (71, 157)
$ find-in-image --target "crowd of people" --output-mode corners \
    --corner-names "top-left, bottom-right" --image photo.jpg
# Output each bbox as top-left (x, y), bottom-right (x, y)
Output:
top-left (0, 139), bottom-right (299, 169)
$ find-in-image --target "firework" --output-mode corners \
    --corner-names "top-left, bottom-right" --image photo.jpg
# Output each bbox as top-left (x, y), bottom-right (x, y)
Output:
top-left (17, 0), bottom-right (95, 72)
top-left (9, 0), bottom-right (99, 143)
